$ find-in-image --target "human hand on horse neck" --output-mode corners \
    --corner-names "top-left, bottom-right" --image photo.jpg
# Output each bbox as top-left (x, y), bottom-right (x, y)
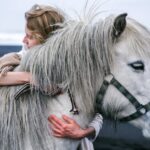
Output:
top-left (48, 114), bottom-right (95, 139)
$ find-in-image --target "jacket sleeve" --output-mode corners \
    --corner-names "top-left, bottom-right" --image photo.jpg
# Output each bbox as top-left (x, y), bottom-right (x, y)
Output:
top-left (87, 113), bottom-right (103, 142)
top-left (0, 52), bottom-right (21, 68)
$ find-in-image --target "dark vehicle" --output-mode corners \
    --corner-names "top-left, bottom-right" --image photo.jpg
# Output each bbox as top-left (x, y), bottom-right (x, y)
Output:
top-left (0, 45), bottom-right (150, 150)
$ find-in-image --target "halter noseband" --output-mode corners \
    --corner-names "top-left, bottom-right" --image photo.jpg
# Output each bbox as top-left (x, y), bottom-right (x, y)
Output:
top-left (96, 74), bottom-right (150, 122)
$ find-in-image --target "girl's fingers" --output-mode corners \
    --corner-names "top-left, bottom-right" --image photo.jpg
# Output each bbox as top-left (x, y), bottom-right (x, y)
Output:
top-left (48, 115), bottom-right (64, 127)
top-left (49, 119), bottom-right (63, 130)
top-left (48, 115), bottom-right (68, 133)
top-left (62, 115), bottom-right (75, 124)
top-left (52, 127), bottom-right (63, 134)
top-left (52, 133), bottom-right (65, 138)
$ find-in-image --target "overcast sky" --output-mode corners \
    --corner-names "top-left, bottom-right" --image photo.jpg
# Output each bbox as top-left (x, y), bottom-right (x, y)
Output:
top-left (0, 0), bottom-right (150, 34)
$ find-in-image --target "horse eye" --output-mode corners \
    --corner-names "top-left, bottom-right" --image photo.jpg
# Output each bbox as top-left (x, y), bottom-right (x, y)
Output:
top-left (128, 60), bottom-right (144, 71)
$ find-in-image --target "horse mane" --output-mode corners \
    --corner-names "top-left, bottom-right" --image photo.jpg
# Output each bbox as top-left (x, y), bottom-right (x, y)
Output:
top-left (21, 15), bottom-right (115, 113)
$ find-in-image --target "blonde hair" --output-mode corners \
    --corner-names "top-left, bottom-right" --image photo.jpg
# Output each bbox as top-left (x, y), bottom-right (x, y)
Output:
top-left (25, 4), bottom-right (65, 43)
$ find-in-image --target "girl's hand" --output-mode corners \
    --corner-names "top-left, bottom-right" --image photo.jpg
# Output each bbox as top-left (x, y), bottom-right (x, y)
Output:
top-left (48, 114), bottom-right (95, 139)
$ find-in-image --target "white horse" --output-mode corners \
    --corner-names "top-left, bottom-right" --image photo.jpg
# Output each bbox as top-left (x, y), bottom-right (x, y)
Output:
top-left (0, 12), bottom-right (150, 150)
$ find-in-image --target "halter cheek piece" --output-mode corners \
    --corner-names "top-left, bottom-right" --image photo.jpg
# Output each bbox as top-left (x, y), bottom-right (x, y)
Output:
top-left (96, 74), bottom-right (150, 122)
top-left (67, 89), bottom-right (79, 115)
top-left (14, 83), bottom-right (79, 115)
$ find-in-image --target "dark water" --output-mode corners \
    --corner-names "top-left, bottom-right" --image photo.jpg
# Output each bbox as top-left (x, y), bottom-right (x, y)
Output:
top-left (0, 45), bottom-right (21, 56)
top-left (94, 120), bottom-right (150, 150)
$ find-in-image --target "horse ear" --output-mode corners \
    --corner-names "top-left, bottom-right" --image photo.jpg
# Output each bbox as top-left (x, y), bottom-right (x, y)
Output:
top-left (112, 13), bottom-right (127, 38)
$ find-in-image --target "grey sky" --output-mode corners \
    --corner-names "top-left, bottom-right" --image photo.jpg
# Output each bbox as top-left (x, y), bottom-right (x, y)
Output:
top-left (0, 0), bottom-right (150, 34)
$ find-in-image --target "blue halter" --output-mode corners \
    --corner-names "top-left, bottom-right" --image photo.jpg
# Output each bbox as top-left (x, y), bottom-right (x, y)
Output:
top-left (96, 74), bottom-right (150, 122)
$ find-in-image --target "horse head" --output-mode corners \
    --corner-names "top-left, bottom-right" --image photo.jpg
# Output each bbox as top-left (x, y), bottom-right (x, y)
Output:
top-left (96, 13), bottom-right (150, 137)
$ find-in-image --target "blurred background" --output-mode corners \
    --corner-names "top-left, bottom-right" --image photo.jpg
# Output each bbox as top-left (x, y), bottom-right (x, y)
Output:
top-left (0, 0), bottom-right (150, 45)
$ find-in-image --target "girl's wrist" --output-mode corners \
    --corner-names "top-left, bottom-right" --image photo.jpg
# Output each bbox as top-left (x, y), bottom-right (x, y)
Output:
top-left (81, 127), bottom-right (95, 138)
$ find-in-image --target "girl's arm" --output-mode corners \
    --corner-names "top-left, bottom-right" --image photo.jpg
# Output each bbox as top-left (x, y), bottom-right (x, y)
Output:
top-left (48, 113), bottom-right (103, 140)
top-left (87, 113), bottom-right (103, 141)
top-left (0, 72), bottom-right (30, 86)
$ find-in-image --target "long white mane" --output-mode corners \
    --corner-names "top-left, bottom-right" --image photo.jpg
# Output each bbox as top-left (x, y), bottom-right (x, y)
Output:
top-left (21, 15), bottom-right (115, 113)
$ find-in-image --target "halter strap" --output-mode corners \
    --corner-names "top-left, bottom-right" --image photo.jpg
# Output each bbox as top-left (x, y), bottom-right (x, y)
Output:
top-left (68, 89), bottom-right (79, 115)
top-left (14, 83), bottom-right (63, 99)
top-left (96, 74), bottom-right (150, 122)
top-left (14, 83), bottom-right (79, 115)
